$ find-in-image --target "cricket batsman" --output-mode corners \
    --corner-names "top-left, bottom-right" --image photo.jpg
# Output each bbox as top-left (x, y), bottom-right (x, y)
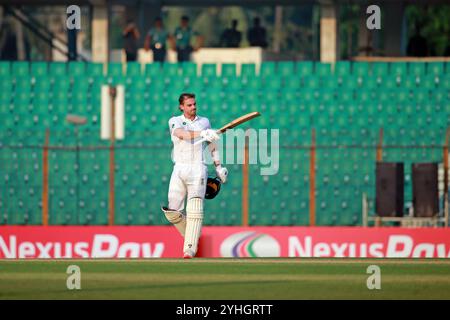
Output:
top-left (161, 93), bottom-right (228, 258)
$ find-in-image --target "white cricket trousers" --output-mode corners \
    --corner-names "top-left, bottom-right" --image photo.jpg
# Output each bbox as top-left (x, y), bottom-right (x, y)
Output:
top-left (168, 163), bottom-right (208, 212)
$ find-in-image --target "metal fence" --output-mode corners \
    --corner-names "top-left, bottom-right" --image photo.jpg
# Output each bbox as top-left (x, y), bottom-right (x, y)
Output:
top-left (0, 127), bottom-right (448, 226)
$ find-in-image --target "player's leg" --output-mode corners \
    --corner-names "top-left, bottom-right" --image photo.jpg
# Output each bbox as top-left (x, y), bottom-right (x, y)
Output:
top-left (183, 165), bottom-right (208, 258)
top-left (183, 197), bottom-right (204, 258)
top-left (163, 166), bottom-right (187, 237)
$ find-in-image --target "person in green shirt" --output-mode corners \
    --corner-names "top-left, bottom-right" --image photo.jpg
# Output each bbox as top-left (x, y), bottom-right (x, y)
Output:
top-left (144, 17), bottom-right (169, 62)
top-left (170, 16), bottom-right (203, 62)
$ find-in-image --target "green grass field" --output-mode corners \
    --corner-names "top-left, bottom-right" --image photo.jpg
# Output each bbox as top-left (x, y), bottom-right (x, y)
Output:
top-left (1, 259), bottom-right (450, 300)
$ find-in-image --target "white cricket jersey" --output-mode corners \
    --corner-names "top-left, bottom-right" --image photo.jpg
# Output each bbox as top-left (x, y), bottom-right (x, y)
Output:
top-left (168, 114), bottom-right (211, 164)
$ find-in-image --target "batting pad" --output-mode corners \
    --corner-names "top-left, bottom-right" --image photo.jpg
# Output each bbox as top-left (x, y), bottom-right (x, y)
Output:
top-left (183, 198), bottom-right (204, 256)
top-left (161, 207), bottom-right (186, 237)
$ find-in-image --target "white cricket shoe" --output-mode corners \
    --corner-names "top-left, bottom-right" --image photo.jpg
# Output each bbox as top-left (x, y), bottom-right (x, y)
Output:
top-left (183, 250), bottom-right (194, 259)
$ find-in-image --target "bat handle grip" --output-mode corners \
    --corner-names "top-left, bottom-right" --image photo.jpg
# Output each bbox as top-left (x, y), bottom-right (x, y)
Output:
top-left (193, 137), bottom-right (206, 146)
top-left (193, 130), bottom-right (222, 146)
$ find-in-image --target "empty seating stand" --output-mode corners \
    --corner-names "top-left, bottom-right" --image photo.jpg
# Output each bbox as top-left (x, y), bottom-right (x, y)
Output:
top-left (0, 60), bottom-right (448, 226)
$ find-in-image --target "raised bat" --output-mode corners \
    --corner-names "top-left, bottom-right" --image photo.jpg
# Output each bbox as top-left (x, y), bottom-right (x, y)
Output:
top-left (194, 111), bottom-right (261, 145)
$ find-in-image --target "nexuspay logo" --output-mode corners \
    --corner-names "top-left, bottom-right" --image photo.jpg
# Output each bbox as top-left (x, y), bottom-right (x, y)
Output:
top-left (220, 231), bottom-right (281, 257)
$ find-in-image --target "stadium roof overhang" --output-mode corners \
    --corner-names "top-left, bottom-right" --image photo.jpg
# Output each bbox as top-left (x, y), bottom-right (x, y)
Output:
top-left (0, 0), bottom-right (449, 5)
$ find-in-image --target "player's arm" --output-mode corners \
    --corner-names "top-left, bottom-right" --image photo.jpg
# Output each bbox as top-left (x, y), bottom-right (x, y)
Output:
top-left (205, 120), bottom-right (220, 163)
top-left (173, 128), bottom-right (219, 142)
top-left (208, 141), bottom-right (228, 183)
top-left (169, 118), bottom-right (219, 142)
top-left (173, 128), bottom-right (202, 140)
top-left (208, 141), bottom-right (221, 167)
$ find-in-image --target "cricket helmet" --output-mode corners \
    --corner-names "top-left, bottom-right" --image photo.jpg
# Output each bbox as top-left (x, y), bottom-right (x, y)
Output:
top-left (205, 177), bottom-right (221, 199)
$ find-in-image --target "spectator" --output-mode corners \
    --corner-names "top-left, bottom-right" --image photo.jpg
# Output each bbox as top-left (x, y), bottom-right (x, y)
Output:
top-left (407, 24), bottom-right (428, 57)
top-left (247, 17), bottom-right (268, 48)
top-left (122, 19), bottom-right (140, 62)
top-left (170, 15), bottom-right (203, 62)
top-left (144, 17), bottom-right (169, 63)
top-left (220, 19), bottom-right (242, 48)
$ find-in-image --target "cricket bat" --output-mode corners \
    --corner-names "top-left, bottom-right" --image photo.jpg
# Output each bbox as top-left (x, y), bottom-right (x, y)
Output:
top-left (194, 111), bottom-right (261, 145)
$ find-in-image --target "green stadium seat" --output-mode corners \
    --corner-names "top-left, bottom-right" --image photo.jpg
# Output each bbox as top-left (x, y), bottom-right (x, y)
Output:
top-left (12, 62), bottom-right (29, 76)
top-left (315, 63), bottom-right (331, 76)
top-left (201, 63), bottom-right (217, 77)
top-left (298, 89), bottom-right (317, 103)
top-left (68, 62), bottom-right (86, 77)
top-left (372, 62), bottom-right (389, 76)
top-left (359, 76), bottom-right (378, 89)
top-left (14, 76), bottom-right (32, 91)
top-left (322, 75), bottom-right (339, 89)
top-left (162, 63), bottom-right (180, 77)
top-left (352, 62), bottom-right (370, 76)
top-left (296, 61), bottom-right (314, 76)
top-left (391, 62), bottom-right (408, 76)
top-left (260, 62), bottom-right (276, 78)
top-left (339, 75), bottom-right (358, 89)
top-left (107, 63), bottom-right (124, 77)
top-left (335, 61), bottom-right (351, 76)
top-left (412, 90), bottom-right (429, 104)
top-left (126, 75), bottom-right (148, 92)
top-left (184, 78), bottom-right (203, 93)
top-left (381, 75), bottom-right (399, 90)
top-left (52, 76), bottom-right (71, 92)
top-left (426, 62), bottom-right (444, 75)
top-left (431, 89), bottom-right (448, 104)
top-left (126, 62), bottom-right (142, 76)
top-left (262, 75), bottom-right (282, 91)
top-left (0, 84), bottom-right (12, 103)
top-left (166, 79), bottom-right (185, 94)
top-left (31, 62), bottom-right (48, 76)
top-left (203, 76), bottom-right (222, 91)
top-left (441, 74), bottom-right (450, 89)
top-left (409, 62), bottom-right (425, 76)
top-left (420, 74), bottom-right (438, 90)
top-left (49, 62), bottom-right (67, 76)
top-left (221, 63), bottom-right (236, 77)
top-left (401, 75), bottom-right (419, 89)
top-left (107, 74), bottom-right (126, 86)
top-left (337, 90), bottom-right (353, 102)
top-left (0, 61), bottom-right (10, 77)
top-left (180, 62), bottom-right (197, 77)
top-left (241, 76), bottom-right (261, 91)
top-left (222, 76), bottom-right (241, 92)
top-left (284, 76), bottom-right (302, 90)
top-left (277, 61), bottom-right (295, 77)
top-left (33, 76), bottom-right (51, 92)
top-left (87, 63), bottom-right (104, 76)
top-left (240, 63), bottom-right (256, 77)
top-left (302, 75), bottom-right (320, 89)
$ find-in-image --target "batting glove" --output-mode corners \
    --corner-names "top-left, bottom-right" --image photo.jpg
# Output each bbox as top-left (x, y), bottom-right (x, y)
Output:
top-left (215, 165), bottom-right (228, 183)
top-left (200, 129), bottom-right (220, 142)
